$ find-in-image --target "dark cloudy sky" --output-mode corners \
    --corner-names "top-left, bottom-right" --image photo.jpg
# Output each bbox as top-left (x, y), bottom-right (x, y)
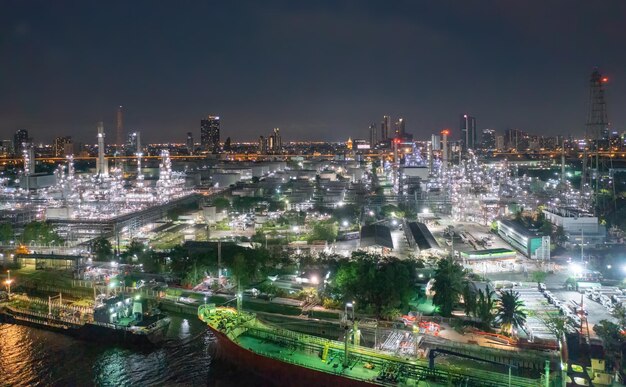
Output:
top-left (1, 0), bottom-right (626, 144)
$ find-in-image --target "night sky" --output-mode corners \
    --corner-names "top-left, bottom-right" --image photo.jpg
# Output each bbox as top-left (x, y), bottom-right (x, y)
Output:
top-left (1, 1), bottom-right (626, 144)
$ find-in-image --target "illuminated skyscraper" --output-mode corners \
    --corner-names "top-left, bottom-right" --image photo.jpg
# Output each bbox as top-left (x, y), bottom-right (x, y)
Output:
top-left (381, 115), bottom-right (390, 140)
top-left (13, 129), bottom-right (29, 156)
top-left (201, 115), bottom-right (220, 152)
top-left (126, 131), bottom-right (141, 155)
top-left (394, 118), bottom-right (405, 138)
top-left (481, 129), bottom-right (496, 150)
top-left (54, 136), bottom-right (73, 156)
top-left (369, 124), bottom-right (377, 148)
top-left (268, 128), bottom-right (282, 153)
top-left (186, 132), bottom-right (194, 154)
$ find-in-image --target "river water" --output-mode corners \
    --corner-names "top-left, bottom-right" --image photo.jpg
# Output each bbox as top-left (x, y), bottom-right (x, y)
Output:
top-left (0, 314), bottom-right (267, 387)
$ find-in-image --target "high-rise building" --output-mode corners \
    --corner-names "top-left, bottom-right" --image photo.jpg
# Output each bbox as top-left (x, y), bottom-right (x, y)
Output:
top-left (431, 134), bottom-right (441, 151)
top-left (460, 114), bottom-right (477, 151)
top-left (394, 118), bottom-right (405, 138)
top-left (13, 129), bottom-right (29, 156)
top-left (0, 140), bottom-right (12, 157)
top-left (268, 128), bottom-right (282, 153)
top-left (126, 131), bottom-right (141, 155)
top-left (505, 128), bottom-right (528, 151)
top-left (201, 115), bottom-right (220, 152)
top-left (369, 124), bottom-right (378, 148)
top-left (186, 132), bottom-right (194, 154)
top-left (381, 115), bottom-right (390, 140)
top-left (495, 135), bottom-right (505, 151)
top-left (54, 136), bottom-right (73, 157)
top-left (116, 106), bottom-right (124, 147)
top-left (481, 129), bottom-right (496, 150)
top-left (258, 136), bottom-right (267, 154)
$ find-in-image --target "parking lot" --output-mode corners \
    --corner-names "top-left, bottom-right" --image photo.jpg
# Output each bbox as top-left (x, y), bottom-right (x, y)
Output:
top-left (551, 289), bottom-right (617, 335)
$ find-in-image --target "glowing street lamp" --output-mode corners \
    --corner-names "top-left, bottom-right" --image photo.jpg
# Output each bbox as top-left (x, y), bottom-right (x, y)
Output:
top-left (5, 270), bottom-right (12, 298)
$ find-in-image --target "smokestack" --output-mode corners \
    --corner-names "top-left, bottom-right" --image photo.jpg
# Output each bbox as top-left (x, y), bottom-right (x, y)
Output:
top-left (441, 129), bottom-right (449, 173)
top-left (96, 121), bottom-right (108, 176)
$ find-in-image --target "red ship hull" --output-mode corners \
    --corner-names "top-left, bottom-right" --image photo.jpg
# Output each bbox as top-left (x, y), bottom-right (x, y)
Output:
top-left (208, 326), bottom-right (376, 387)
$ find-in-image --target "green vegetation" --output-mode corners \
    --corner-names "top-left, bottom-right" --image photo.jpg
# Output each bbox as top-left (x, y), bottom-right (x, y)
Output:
top-left (380, 204), bottom-right (404, 219)
top-left (530, 271), bottom-right (548, 284)
top-left (326, 252), bottom-right (419, 319)
top-left (211, 197), bottom-right (230, 211)
top-left (166, 243), bottom-right (285, 288)
top-left (431, 257), bottom-right (465, 317)
top-left (92, 237), bottom-right (112, 261)
top-left (593, 320), bottom-right (625, 372)
top-left (232, 196), bottom-right (264, 212)
top-left (22, 221), bottom-right (63, 245)
top-left (307, 220), bottom-right (338, 242)
top-left (0, 222), bottom-right (14, 243)
top-left (475, 288), bottom-right (496, 331)
top-left (497, 290), bottom-right (527, 336)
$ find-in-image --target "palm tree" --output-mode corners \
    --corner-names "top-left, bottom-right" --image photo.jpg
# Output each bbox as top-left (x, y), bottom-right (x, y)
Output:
top-left (475, 288), bottom-right (496, 331)
top-left (497, 290), bottom-right (527, 336)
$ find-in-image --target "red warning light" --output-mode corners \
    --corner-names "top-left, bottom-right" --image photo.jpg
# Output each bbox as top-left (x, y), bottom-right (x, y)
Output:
top-left (602, 77), bottom-right (609, 83)
top-left (441, 129), bottom-right (450, 136)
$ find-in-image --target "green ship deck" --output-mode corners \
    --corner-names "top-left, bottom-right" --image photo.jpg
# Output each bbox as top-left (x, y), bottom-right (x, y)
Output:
top-left (199, 306), bottom-right (546, 386)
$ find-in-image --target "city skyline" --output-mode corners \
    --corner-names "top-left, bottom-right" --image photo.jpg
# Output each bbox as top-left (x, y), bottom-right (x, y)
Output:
top-left (2, 1), bottom-right (626, 144)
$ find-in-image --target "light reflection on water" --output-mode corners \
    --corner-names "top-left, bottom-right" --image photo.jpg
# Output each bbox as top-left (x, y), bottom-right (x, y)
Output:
top-left (0, 313), bottom-right (260, 386)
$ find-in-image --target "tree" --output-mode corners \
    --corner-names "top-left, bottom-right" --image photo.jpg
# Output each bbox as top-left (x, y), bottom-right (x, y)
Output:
top-left (126, 239), bottom-right (146, 257)
top-left (232, 196), bottom-right (263, 212)
top-left (543, 314), bottom-right (568, 344)
top-left (462, 282), bottom-right (477, 316)
top-left (0, 223), bottom-right (14, 243)
top-left (329, 253), bottom-right (418, 318)
top-left (554, 226), bottom-right (566, 244)
top-left (612, 304), bottom-right (626, 328)
top-left (92, 237), bottom-right (112, 261)
top-left (308, 220), bottom-right (338, 242)
top-left (594, 320), bottom-right (625, 371)
top-left (212, 197), bottom-right (230, 212)
top-left (432, 257), bottom-right (465, 317)
top-left (381, 204), bottom-right (404, 219)
top-left (497, 290), bottom-right (527, 335)
top-left (531, 271), bottom-right (548, 284)
top-left (22, 221), bottom-right (63, 245)
top-left (475, 288), bottom-right (496, 331)
top-left (539, 220), bottom-right (552, 235)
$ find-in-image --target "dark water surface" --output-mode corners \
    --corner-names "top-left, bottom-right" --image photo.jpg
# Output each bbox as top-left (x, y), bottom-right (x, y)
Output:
top-left (0, 314), bottom-right (263, 387)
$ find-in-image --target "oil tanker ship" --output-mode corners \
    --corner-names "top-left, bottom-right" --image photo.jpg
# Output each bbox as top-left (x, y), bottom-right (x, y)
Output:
top-left (1, 293), bottom-right (169, 346)
top-left (198, 304), bottom-right (545, 387)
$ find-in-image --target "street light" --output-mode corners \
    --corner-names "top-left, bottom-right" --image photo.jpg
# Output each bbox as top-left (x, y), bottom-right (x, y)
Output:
top-left (5, 270), bottom-right (12, 298)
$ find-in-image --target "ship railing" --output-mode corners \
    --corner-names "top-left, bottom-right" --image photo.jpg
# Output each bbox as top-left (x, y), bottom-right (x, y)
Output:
top-left (248, 327), bottom-right (538, 387)
top-left (10, 294), bottom-right (94, 316)
top-left (4, 305), bottom-right (84, 328)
